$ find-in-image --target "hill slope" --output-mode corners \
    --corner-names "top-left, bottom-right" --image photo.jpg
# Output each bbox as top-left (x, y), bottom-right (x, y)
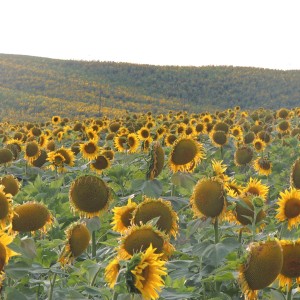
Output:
top-left (1, 53), bottom-right (300, 122)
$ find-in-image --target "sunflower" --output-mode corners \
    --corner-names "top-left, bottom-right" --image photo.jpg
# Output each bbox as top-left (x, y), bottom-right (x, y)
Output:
top-left (194, 122), bottom-right (207, 134)
top-left (51, 116), bottom-right (61, 125)
top-left (242, 177), bottom-right (269, 201)
top-left (202, 114), bottom-right (213, 123)
top-left (80, 139), bottom-right (100, 160)
top-left (105, 256), bottom-right (120, 288)
top-left (138, 127), bottom-right (151, 141)
top-left (210, 130), bottom-right (228, 147)
top-left (12, 201), bottom-right (53, 234)
top-left (0, 231), bottom-right (19, 285)
top-left (252, 138), bottom-right (266, 152)
top-left (211, 159), bottom-right (230, 183)
top-left (24, 141), bottom-right (40, 164)
top-left (253, 157), bottom-right (272, 176)
top-left (69, 175), bottom-right (111, 218)
top-left (132, 197), bottom-right (178, 238)
top-left (85, 128), bottom-right (99, 141)
top-left (277, 239), bottom-right (300, 290)
top-left (213, 121), bottom-right (229, 134)
top-left (230, 125), bottom-right (243, 140)
top-left (146, 142), bottom-right (165, 180)
top-left (290, 158), bottom-right (300, 189)
top-left (0, 186), bottom-right (14, 229)
top-left (277, 108), bottom-right (290, 119)
top-left (102, 149), bottom-right (115, 161)
top-left (37, 134), bottom-right (48, 149)
top-left (234, 145), bottom-right (253, 166)
top-left (169, 136), bottom-right (205, 173)
top-left (114, 135), bottom-right (128, 152)
top-left (225, 179), bottom-right (243, 198)
top-left (190, 177), bottom-right (226, 219)
top-left (276, 188), bottom-right (300, 230)
top-left (238, 239), bottom-right (283, 300)
top-left (130, 244), bottom-right (167, 300)
top-left (90, 154), bottom-right (111, 174)
top-left (164, 134), bottom-right (177, 147)
top-left (47, 152), bottom-right (66, 173)
top-left (0, 175), bottom-right (21, 196)
top-left (243, 132), bottom-right (255, 144)
top-left (0, 148), bottom-right (14, 165)
top-left (59, 222), bottom-right (91, 266)
top-left (111, 198), bottom-right (138, 234)
top-left (127, 133), bottom-right (140, 153)
top-left (118, 224), bottom-right (174, 260)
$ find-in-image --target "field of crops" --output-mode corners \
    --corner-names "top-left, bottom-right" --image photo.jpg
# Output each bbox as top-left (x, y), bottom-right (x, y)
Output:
top-left (1, 107), bottom-right (300, 300)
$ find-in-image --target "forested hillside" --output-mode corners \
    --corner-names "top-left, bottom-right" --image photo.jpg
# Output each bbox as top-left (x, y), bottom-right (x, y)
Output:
top-left (1, 53), bottom-right (300, 122)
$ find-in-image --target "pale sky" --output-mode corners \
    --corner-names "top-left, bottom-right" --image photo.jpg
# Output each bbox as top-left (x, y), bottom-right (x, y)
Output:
top-left (1, 0), bottom-right (300, 70)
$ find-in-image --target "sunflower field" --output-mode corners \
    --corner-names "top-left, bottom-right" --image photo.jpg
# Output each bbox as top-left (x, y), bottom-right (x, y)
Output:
top-left (1, 107), bottom-right (300, 300)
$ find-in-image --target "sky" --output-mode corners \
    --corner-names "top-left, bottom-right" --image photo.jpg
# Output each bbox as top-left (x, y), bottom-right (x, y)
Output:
top-left (1, 0), bottom-right (300, 70)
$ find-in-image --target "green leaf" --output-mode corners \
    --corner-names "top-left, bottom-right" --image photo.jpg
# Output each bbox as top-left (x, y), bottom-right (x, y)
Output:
top-left (141, 179), bottom-right (163, 197)
top-left (171, 172), bottom-right (196, 190)
top-left (5, 287), bottom-right (28, 300)
top-left (20, 237), bottom-right (37, 259)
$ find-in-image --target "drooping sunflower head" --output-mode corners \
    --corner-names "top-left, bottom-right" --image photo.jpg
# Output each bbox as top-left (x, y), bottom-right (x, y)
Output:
top-left (0, 175), bottom-right (21, 196)
top-left (242, 177), bottom-right (269, 201)
top-left (253, 157), bottom-right (272, 176)
top-left (59, 222), bottom-right (91, 266)
top-left (277, 239), bottom-right (300, 290)
top-left (46, 140), bottom-right (56, 151)
top-left (118, 224), bottom-right (174, 260)
top-left (238, 239), bottom-right (283, 300)
top-left (109, 121), bottom-right (121, 133)
top-left (90, 155), bottom-right (111, 174)
top-left (69, 175), bottom-right (111, 218)
top-left (146, 142), bottom-right (165, 180)
top-left (213, 121), bottom-right (229, 134)
top-left (190, 177), bottom-right (226, 219)
top-left (111, 197), bottom-right (138, 234)
top-left (169, 137), bottom-right (205, 173)
top-left (0, 185), bottom-right (14, 229)
top-left (12, 201), bottom-right (53, 234)
top-left (257, 131), bottom-right (271, 144)
top-left (32, 149), bottom-right (48, 168)
top-left (243, 131), bottom-right (255, 144)
top-left (234, 145), bottom-right (254, 166)
top-left (290, 158), bottom-right (300, 189)
top-left (210, 130), bottom-right (228, 147)
top-left (132, 197), bottom-right (178, 238)
top-left (129, 244), bottom-right (167, 300)
top-left (276, 188), bottom-right (300, 230)
top-left (0, 148), bottom-right (13, 165)
top-left (80, 139), bottom-right (100, 160)
top-left (102, 149), bottom-right (115, 161)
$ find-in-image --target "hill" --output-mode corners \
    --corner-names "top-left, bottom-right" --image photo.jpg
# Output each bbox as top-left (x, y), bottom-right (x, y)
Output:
top-left (1, 53), bottom-right (300, 122)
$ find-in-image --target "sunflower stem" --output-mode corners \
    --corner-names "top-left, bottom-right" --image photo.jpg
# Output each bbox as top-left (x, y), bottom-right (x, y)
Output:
top-left (92, 231), bottom-right (97, 258)
top-left (214, 217), bottom-right (219, 244)
top-left (287, 287), bottom-right (293, 300)
top-left (220, 146), bottom-right (223, 160)
top-left (48, 272), bottom-right (57, 300)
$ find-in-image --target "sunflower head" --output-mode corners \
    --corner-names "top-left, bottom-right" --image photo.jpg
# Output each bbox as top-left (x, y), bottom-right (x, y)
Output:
top-left (276, 188), bottom-right (300, 230)
top-left (290, 158), bottom-right (300, 189)
top-left (69, 175), bottom-right (111, 218)
top-left (59, 222), bottom-right (91, 265)
top-left (210, 130), bottom-right (228, 147)
top-left (138, 127), bottom-right (151, 140)
top-left (164, 134), bottom-right (177, 147)
top-left (253, 157), bottom-right (272, 176)
top-left (105, 256), bottom-right (120, 288)
top-left (169, 137), bottom-right (205, 173)
top-left (146, 142), bottom-right (165, 180)
top-left (80, 139), bottom-right (100, 160)
top-left (253, 138), bottom-right (266, 152)
top-left (243, 177), bottom-right (269, 201)
top-left (0, 148), bottom-right (13, 165)
top-left (12, 201), bottom-right (53, 233)
top-left (51, 116), bottom-right (61, 125)
top-left (0, 186), bottom-right (13, 229)
top-left (111, 197), bottom-right (138, 234)
top-left (277, 108), bottom-right (290, 119)
top-left (278, 239), bottom-right (300, 290)
top-left (234, 145), bottom-right (253, 166)
top-left (213, 122), bottom-right (229, 133)
top-left (128, 244), bottom-right (167, 300)
top-left (118, 224), bottom-right (174, 260)
top-left (127, 133), bottom-right (140, 153)
top-left (0, 175), bottom-right (21, 196)
top-left (24, 141), bottom-right (40, 163)
top-left (132, 197), bottom-right (178, 238)
top-left (238, 239), bottom-right (283, 300)
top-left (0, 231), bottom-right (19, 274)
top-left (243, 131), bottom-right (255, 144)
top-left (190, 177), bottom-right (226, 218)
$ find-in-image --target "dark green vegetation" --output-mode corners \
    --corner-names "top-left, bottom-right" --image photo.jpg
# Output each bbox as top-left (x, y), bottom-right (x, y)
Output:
top-left (1, 53), bottom-right (300, 121)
